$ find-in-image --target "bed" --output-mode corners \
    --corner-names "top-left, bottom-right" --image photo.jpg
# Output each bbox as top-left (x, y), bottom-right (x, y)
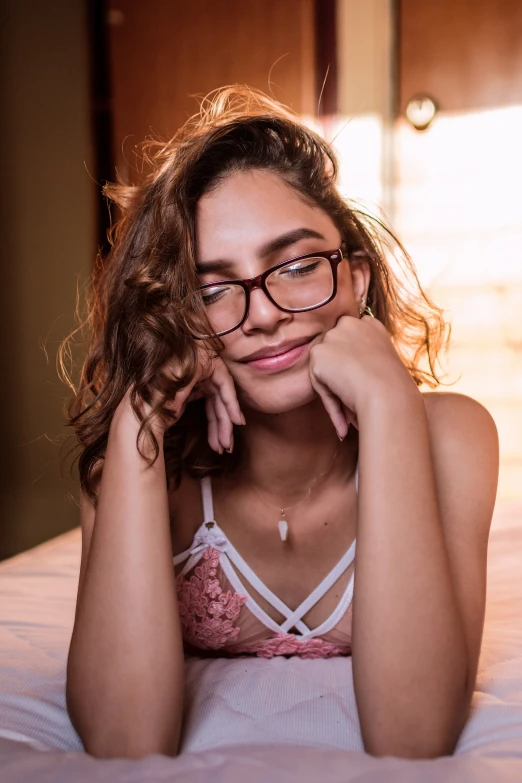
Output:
top-left (1, 500), bottom-right (521, 781)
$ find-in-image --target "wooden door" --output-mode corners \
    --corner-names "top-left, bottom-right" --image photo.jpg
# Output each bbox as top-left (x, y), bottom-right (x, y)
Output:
top-left (106, 0), bottom-right (316, 180)
top-left (395, 0), bottom-right (522, 499)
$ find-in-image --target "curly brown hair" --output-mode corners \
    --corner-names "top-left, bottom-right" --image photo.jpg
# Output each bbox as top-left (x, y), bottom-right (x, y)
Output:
top-left (59, 85), bottom-right (450, 504)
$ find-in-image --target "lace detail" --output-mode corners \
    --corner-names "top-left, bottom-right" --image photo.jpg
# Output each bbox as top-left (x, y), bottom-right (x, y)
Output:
top-left (175, 533), bottom-right (354, 659)
top-left (227, 633), bottom-right (351, 659)
top-left (176, 547), bottom-right (247, 649)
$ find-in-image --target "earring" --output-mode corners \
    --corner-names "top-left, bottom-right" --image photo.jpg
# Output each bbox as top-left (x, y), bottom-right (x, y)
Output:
top-left (358, 298), bottom-right (375, 318)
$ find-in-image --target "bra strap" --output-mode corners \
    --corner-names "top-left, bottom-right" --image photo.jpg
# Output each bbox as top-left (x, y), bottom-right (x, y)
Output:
top-left (200, 476), bottom-right (215, 523)
top-left (355, 463), bottom-right (359, 493)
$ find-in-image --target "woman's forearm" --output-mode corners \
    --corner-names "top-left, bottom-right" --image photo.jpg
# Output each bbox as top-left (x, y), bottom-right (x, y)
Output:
top-left (352, 388), bottom-right (468, 759)
top-left (66, 402), bottom-right (185, 759)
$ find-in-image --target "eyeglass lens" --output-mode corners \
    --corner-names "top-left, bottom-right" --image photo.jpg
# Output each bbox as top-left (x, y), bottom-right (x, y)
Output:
top-left (198, 255), bottom-right (334, 337)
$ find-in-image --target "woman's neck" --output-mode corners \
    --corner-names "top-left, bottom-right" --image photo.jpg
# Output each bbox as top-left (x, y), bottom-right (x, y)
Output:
top-left (237, 398), bottom-right (358, 505)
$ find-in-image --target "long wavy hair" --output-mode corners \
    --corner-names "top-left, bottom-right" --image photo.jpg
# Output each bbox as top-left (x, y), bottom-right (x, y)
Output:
top-left (59, 86), bottom-right (450, 503)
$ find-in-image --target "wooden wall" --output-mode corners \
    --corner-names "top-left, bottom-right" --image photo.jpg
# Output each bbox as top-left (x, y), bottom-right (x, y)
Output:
top-left (0, 0), bottom-right (93, 559)
top-left (107, 0), bottom-right (316, 180)
top-left (399, 0), bottom-right (522, 113)
top-left (0, 1), bottom-right (320, 559)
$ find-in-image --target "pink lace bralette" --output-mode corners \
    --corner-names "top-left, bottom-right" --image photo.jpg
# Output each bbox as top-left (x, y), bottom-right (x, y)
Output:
top-left (173, 469), bottom-right (357, 659)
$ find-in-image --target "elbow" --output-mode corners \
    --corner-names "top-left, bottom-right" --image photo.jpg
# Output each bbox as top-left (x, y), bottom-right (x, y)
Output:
top-left (364, 733), bottom-right (459, 761)
top-left (361, 699), bottom-right (470, 760)
top-left (66, 684), bottom-right (182, 760)
top-left (83, 735), bottom-right (180, 760)
top-left (69, 705), bottom-right (182, 760)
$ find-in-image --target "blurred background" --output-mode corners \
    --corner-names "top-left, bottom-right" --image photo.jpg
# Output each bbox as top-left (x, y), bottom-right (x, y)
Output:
top-left (1, 0), bottom-right (521, 560)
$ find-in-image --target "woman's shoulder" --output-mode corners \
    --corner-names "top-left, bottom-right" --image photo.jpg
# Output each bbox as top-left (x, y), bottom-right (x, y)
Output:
top-left (420, 390), bottom-right (499, 496)
top-left (421, 390), bottom-right (497, 437)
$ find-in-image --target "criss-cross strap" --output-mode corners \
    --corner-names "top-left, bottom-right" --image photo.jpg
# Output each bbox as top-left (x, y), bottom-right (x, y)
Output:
top-left (174, 464), bottom-right (359, 639)
top-left (219, 535), bottom-right (356, 638)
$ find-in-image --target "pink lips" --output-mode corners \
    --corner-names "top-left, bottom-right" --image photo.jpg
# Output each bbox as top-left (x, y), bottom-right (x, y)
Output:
top-left (244, 339), bottom-right (313, 373)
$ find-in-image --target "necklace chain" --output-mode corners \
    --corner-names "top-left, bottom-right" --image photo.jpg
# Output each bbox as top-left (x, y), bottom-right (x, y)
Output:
top-left (249, 441), bottom-right (343, 515)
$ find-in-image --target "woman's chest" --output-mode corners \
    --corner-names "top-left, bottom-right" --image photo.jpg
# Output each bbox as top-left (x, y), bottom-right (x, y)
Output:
top-left (169, 480), bottom-right (357, 631)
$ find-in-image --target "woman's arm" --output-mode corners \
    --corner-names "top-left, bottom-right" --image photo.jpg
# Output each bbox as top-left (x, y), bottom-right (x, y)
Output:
top-left (66, 396), bottom-right (185, 759)
top-left (309, 316), bottom-right (498, 759)
top-left (352, 387), bottom-right (497, 758)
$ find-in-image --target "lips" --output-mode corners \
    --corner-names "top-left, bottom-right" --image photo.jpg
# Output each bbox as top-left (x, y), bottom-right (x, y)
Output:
top-left (239, 336), bottom-right (315, 363)
top-left (239, 336), bottom-right (316, 373)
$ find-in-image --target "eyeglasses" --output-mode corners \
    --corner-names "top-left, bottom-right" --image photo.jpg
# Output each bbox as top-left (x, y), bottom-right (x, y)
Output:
top-left (193, 247), bottom-right (344, 338)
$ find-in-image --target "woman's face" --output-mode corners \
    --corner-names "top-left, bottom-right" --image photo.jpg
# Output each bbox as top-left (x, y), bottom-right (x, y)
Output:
top-left (195, 168), bottom-right (370, 414)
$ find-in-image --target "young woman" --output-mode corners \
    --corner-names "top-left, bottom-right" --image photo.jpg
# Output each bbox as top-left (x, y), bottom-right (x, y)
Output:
top-left (63, 87), bottom-right (499, 761)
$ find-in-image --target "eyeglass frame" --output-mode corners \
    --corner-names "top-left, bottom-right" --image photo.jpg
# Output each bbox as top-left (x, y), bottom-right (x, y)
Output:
top-left (194, 246), bottom-right (346, 338)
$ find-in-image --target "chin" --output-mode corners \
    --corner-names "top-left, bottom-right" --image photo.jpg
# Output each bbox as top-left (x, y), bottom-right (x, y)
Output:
top-left (234, 367), bottom-right (317, 415)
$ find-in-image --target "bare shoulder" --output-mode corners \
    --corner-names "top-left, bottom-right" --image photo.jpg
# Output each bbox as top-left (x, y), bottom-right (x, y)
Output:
top-left (422, 390), bottom-right (498, 454)
top-left (421, 391), bottom-right (499, 540)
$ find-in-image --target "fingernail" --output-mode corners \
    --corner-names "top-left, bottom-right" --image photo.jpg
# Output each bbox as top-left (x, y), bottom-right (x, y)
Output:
top-left (225, 435), bottom-right (234, 454)
top-left (240, 413), bottom-right (247, 426)
top-left (338, 434), bottom-right (345, 442)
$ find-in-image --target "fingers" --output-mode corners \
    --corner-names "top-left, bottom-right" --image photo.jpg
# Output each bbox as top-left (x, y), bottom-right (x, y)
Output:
top-left (310, 373), bottom-right (350, 440)
top-left (205, 392), bottom-right (235, 454)
top-left (185, 351), bottom-right (245, 454)
top-left (205, 397), bottom-right (222, 454)
top-left (209, 363), bottom-right (245, 427)
top-left (198, 355), bottom-right (244, 453)
top-left (342, 403), bottom-right (359, 431)
top-left (212, 392), bottom-right (234, 452)
top-left (147, 348), bottom-right (243, 451)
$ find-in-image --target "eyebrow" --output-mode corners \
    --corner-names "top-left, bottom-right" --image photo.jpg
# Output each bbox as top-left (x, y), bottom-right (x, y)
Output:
top-left (195, 228), bottom-right (326, 274)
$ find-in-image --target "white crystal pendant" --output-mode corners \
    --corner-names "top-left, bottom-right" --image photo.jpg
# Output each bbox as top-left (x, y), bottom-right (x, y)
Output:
top-left (278, 511), bottom-right (288, 542)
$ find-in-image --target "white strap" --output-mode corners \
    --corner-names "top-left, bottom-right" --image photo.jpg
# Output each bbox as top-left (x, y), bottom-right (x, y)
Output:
top-left (223, 544), bottom-right (310, 631)
top-left (279, 539), bottom-right (356, 633)
top-left (221, 545), bottom-right (356, 639)
top-left (308, 569), bottom-right (355, 638)
top-left (218, 555), bottom-right (306, 634)
top-left (220, 530), bottom-right (356, 636)
top-left (187, 472), bottom-right (358, 639)
top-left (200, 476), bottom-right (215, 523)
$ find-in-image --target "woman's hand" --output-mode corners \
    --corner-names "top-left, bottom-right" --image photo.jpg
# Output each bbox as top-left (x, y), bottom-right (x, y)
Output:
top-left (308, 315), bottom-right (419, 439)
top-left (128, 345), bottom-right (244, 454)
top-left (182, 351), bottom-right (245, 454)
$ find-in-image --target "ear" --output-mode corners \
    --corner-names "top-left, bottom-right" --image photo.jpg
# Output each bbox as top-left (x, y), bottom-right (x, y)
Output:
top-left (349, 254), bottom-right (372, 305)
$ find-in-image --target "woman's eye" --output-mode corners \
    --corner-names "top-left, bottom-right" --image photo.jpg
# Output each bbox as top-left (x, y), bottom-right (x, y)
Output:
top-left (281, 260), bottom-right (320, 277)
top-left (201, 286), bottom-right (227, 305)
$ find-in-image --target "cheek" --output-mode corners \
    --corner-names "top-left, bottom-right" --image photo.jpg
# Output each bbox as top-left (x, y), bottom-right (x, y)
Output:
top-left (335, 266), bottom-right (357, 313)
top-left (308, 280), bottom-right (356, 329)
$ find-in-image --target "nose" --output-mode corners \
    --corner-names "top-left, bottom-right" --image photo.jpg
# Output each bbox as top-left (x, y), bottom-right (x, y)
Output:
top-left (241, 286), bottom-right (292, 333)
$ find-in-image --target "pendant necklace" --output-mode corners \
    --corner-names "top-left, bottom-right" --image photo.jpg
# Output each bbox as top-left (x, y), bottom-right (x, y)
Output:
top-left (249, 441), bottom-right (343, 542)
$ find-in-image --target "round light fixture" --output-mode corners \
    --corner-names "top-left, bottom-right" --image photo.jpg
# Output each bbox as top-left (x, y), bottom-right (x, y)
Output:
top-left (405, 95), bottom-right (438, 131)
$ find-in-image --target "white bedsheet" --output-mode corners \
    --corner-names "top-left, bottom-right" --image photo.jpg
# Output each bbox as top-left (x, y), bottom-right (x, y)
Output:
top-left (0, 501), bottom-right (521, 780)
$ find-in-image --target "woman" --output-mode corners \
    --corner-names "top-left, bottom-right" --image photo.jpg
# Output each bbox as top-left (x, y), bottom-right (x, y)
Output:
top-left (63, 87), bottom-right (499, 760)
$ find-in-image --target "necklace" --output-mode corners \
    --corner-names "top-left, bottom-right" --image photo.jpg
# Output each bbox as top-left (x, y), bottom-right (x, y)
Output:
top-left (249, 441), bottom-right (343, 542)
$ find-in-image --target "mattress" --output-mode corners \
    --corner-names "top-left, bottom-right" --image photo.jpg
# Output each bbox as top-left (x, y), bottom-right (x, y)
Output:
top-left (0, 500), bottom-right (521, 781)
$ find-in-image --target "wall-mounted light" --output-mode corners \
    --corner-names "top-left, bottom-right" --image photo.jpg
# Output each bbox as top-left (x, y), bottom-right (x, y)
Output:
top-left (405, 95), bottom-right (438, 131)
